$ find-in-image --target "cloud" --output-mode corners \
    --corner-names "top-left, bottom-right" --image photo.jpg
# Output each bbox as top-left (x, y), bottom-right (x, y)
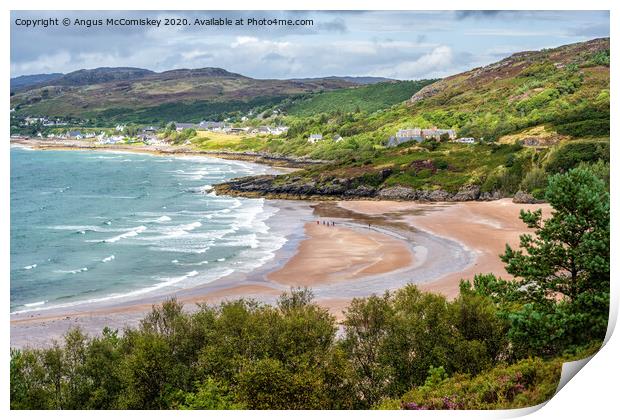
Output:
top-left (569, 23), bottom-right (610, 38)
top-left (375, 46), bottom-right (454, 79)
top-left (464, 29), bottom-right (568, 37)
top-left (454, 11), bottom-right (504, 20)
top-left (9, 10), bottom-right (610, 80)
top-left (317, 18), bottom-right (347, 33)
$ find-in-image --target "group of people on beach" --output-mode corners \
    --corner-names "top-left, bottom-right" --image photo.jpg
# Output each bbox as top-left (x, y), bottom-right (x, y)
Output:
top-left (316, 220), bottom-right (373, 229)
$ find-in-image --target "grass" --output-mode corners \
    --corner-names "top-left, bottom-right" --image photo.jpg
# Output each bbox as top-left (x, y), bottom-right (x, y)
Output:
top-left (285, 80), bottom-right (437, 117)
top-left (190, 131), bottom-right (268, 151)
top-left (497, 125), bottom-right (570, 146)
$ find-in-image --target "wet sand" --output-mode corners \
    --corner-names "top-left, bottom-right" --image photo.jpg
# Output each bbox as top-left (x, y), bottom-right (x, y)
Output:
top-left (338, 199), bottom-right (552, 298)
top-left (268, 222), bottom-right (414, 286)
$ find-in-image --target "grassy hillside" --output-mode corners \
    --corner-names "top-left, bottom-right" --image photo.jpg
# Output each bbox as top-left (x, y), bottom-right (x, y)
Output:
top-left (206, 38), bottom-right (609, 198)
top-left (283, 80), bottom-right (437, 117)
top-left (406, 37), bottom-right (610, 141)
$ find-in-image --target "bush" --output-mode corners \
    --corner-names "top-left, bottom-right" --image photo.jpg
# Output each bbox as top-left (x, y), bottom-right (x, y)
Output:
top-left (587, 49), bottom-right (610, 67)
top-left (390, 358), bottom-right (561, 410)
top-left (519, 167), bottom-right (548, 198)
top-left (544, 140), bottom-right (609, 174)
top-left (341, 285), bottom-right (508, 406)
top-left (554, 119), bottom-right (609, 138)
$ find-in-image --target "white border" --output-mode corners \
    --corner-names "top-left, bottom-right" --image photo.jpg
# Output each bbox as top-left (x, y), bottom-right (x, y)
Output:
top-left (2, 1), bottom-right (617, 419)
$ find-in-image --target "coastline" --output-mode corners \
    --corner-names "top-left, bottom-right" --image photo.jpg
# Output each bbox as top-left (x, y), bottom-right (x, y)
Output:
top-left (10, 137), bottom-right (323, 169)
top-left (10, 142), bottom-right (551, 349)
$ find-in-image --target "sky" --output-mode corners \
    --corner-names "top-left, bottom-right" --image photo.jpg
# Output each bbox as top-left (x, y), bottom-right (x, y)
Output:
top-left (10, 10), bottom-right (610, 80)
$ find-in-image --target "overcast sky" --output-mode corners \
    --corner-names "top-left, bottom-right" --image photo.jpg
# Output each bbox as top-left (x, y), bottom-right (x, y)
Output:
top-left (10, 10), bottom-right (610, 79)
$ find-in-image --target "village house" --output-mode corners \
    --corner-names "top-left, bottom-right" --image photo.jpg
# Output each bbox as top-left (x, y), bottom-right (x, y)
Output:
top-left (228, 127), bottom-right (250, 135)
top-left (198, 121), bottom-right (228, 131)
top-left (108, 135), bottom-right (125, 144)
top-left (67, 130), bottom-right (83, 139)
top-left (174, 123), bottom-right (198, 131)
top-left (24, 117), bottom-right (45, 125)
top-left (251, 126), bottom-right (272, 135)
top-left (308, 134), bottom-right (323, 144)
top-left (454, 137), bottom-right (476, 144)
top-left (387, 127), bottom-right (457, 147)
top-left (422, 128), bottom-right (457, 141)
top-left (142, 126), bottom-right (158, 134)
top-left (271, 126), bottom-right (289, 135)
top-left (333, 134), bottom-right (343, 142)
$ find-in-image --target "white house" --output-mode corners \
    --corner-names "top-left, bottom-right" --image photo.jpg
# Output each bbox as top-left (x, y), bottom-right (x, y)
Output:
top-left (455, 137), bottom-right (476, 144)
top-left (308, 134), bottom-right (323, 144)
top-left (271, 126), bottom-right (289, 135)
top-left (68, 130), bottom-right (83, 139)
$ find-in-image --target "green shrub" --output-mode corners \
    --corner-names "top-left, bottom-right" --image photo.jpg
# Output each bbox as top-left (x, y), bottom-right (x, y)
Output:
top-left (519, 167), bottom-right (548, 197)
top-left (393, 358), bottom-right (561, 410)
top-left (554, 119), bottom-right (609, 137)
top-left (544, 140), bottom-right (610, 174)
top-left (587, 49), bottom-right (610, 67)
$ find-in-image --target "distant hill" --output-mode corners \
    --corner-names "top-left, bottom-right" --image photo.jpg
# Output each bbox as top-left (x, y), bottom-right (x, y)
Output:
top-left (290, 76), bottom-right (395, 85)
top-left (51, 67), bottom-right (155, 87)
top-left (10, 73), bottom-right (63, 92)
top-left (10, 66), bottom-right (366, 123)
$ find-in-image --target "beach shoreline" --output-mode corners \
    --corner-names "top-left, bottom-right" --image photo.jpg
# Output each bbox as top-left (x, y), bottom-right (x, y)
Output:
top-left (10, 143), bottom-right (551, 349)
top-left (10, 137), bottom-right (318, 170)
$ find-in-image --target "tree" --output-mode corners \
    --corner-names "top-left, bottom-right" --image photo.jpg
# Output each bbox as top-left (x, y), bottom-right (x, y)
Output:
top-left (174, 378), bottom-right (242, 409)
top-left (342, 285), bottom-right (508, 406)
top-left (502, 167), bottom-right (609, 303)
top-left (465, 167), bottom-right (609, 357)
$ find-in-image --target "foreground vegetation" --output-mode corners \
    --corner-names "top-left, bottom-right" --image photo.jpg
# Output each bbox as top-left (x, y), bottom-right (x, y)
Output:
top-left (10, 167), bottom-right (609, 409)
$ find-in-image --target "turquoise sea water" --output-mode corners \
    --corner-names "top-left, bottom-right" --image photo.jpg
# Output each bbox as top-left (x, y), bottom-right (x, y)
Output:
top-left (10, 147), bottom-right (285, 313)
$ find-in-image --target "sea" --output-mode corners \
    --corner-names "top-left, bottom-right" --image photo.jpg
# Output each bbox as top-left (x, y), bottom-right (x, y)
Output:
top-left (10, 146), bottom-right (289, 313)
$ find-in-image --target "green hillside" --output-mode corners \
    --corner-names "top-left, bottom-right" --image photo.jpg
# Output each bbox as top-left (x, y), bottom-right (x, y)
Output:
top-left (283, 80), bottom-right (437, 117)
top-left (210, 38), bottom-right (609, 199)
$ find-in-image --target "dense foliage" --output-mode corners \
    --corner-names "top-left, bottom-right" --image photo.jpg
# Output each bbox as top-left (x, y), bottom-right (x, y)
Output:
top-left (10, 167), bottom-right (609, 410)
top-left (379, 358), bottom-right (563, 410)
top-left (283, 80), bottom-right (437, 117)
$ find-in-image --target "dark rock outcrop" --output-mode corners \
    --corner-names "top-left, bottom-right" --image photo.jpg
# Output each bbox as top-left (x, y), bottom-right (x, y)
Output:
top-left (215, 175), bottom-right (509, 202)
top-left (376, 186), bottom-right (418, 200)
top-left (451, 185), bottom-right (481, 201)
top-left (512, 191), bottom-right (545, 204)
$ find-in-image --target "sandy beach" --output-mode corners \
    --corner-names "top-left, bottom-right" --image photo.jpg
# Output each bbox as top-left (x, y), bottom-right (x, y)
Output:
top-left (268, 222), bottom-right (414, 286)
top-left (10, 139), bottom-right (552, 348)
